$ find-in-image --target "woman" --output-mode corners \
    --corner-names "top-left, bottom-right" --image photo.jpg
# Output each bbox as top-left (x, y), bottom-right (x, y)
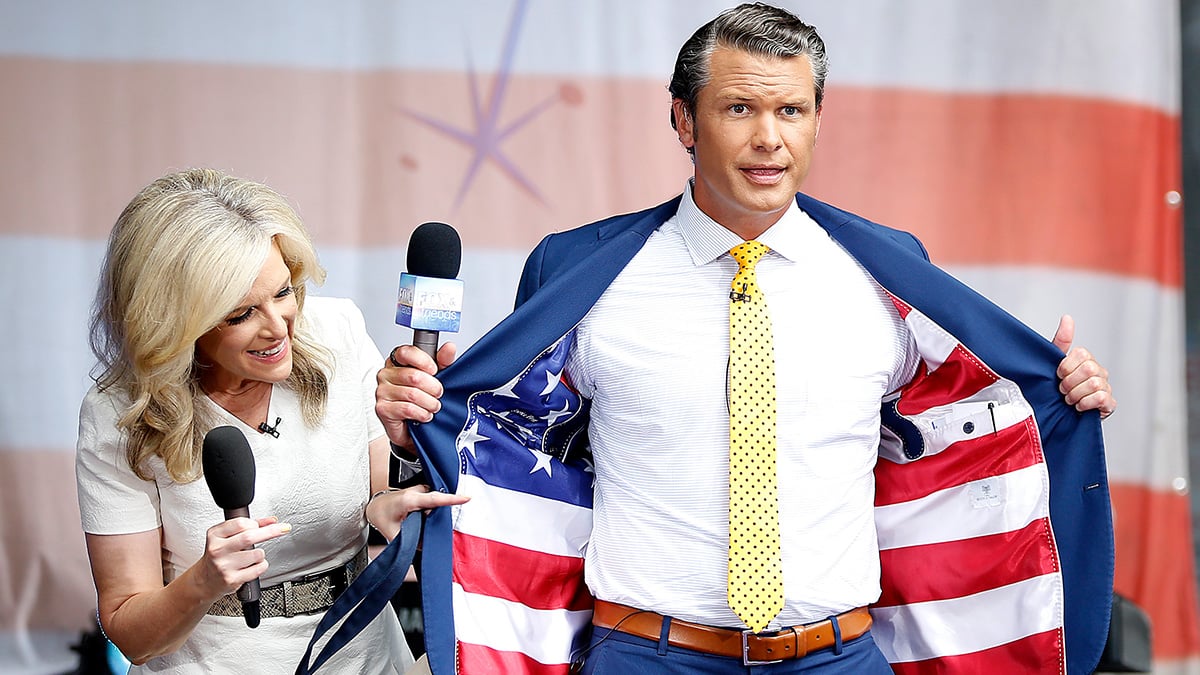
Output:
top-left (75, 168), bottom-right (464, 673)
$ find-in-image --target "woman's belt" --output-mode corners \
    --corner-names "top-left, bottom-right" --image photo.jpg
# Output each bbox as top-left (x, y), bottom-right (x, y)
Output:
top-left (207, 546), bottom-right (368, 619)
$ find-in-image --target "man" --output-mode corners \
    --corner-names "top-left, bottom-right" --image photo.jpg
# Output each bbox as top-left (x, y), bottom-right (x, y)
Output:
top-left (378, 4), bottom-right (1116, 674)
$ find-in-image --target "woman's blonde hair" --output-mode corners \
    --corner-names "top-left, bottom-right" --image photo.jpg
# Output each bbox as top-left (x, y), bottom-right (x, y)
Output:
top-left (90, 168), bottom-right (332, 482)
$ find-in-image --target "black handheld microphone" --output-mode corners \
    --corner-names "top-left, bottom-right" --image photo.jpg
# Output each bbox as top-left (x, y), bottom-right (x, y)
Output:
top-left (396, 222), bottom-right (463, 359)
top-left (202, 425), bottom-right (261, 628)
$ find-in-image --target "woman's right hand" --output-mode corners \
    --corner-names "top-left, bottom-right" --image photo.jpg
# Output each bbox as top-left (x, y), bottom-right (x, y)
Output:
top-left (195, 516), bottom-right (292, 598)
top-left (85, 517), bottom-right (288, 665)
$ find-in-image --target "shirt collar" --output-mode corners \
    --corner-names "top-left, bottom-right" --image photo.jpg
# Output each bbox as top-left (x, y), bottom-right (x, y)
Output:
top-left (674, 180), bottom-right (818, 266)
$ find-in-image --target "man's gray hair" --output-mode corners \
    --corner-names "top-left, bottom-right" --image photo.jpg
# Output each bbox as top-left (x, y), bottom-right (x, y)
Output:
top-left (668, 3), bottom-right (828, 136)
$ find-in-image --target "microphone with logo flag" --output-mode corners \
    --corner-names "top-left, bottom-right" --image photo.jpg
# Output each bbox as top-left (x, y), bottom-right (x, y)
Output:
top-left (391, 221), bottom-right (462, 484)
top-left (202, 425), bottom-right (261, 628)
top-left (396, 221), bottom-right (463, 359)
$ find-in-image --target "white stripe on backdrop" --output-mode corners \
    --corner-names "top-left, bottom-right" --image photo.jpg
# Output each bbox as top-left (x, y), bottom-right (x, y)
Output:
top-left (0, 1), bottom-right (1192, 673)
top-left (0, 0), bottom-right (1179, 109)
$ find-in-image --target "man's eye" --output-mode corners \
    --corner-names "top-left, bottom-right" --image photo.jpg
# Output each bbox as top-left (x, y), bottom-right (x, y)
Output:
top-left (731, 104), bottom-right (748, 114)
top-left (782, 106), bottom-right (799, 116)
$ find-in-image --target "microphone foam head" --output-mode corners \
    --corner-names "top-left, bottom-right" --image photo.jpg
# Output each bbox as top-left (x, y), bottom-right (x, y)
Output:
top-left (202, 425), bottom-right (256, 510)
top-left (406, 222), bottom-right (461, 279)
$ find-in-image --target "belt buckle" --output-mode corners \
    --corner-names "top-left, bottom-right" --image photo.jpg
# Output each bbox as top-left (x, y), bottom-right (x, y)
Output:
top-left (741, 629), bottom-right (783, 666)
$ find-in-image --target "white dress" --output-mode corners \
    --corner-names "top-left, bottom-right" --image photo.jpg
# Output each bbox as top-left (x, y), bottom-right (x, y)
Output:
top-left (76, 297), bottom-right (415, 674)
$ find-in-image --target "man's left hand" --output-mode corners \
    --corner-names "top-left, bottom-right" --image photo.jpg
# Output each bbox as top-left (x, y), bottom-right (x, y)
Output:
top-left (1053, 314), bottom-right (1117, 419)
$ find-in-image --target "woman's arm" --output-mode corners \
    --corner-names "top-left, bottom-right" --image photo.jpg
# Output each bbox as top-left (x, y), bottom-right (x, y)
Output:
top-left (86, 517), bottom-right (290, 664)
top-left (368, 434), bottom-right (392, 496)
top-left (366, 435), bottom-right (468, 542)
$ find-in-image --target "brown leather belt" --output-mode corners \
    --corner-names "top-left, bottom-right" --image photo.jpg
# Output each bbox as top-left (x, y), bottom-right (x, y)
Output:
top-left (592, 600), bottom-right (873, 665)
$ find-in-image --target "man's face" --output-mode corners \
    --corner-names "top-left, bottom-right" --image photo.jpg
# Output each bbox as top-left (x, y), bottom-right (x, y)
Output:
top-left (673, 47), bottom-right (822, 239)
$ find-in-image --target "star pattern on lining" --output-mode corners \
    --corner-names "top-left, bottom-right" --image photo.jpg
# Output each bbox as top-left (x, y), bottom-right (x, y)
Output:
top-left (527, 447), bottom-right (554, 477)
top-left (541, 369), bottom-right (563, 396)
top-left (456, 337), bottom-right (591, 502)
top-left (458, 421), bottom-right (490, 458)
top-left (542, 401), bottom-right (573, 426)
top-left (493, 374), bottom-right (522, 399)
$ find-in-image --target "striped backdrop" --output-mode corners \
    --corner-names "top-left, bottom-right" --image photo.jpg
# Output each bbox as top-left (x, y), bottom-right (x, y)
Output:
top-left (0, 1), bottom-right (1193, 672)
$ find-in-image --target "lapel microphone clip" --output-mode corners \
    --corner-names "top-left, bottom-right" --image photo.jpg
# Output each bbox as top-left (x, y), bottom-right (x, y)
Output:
top-left (258, 417), bottom-right (282, 438)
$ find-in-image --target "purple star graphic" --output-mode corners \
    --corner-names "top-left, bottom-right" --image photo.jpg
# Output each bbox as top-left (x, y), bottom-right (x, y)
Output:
top-left (399, 0), bottom-right (564, 209)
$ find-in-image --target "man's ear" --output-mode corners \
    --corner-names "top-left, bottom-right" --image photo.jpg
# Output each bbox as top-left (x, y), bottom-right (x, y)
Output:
top-left (671, 99), bottom-right (695, 151)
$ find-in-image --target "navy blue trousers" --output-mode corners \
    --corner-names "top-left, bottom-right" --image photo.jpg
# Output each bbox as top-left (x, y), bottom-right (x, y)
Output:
top-left (575, 622), bottom-right (894, 674)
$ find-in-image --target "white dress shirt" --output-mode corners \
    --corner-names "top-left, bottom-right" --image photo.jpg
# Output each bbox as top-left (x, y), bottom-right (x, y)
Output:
top-left (566, 184), bottom-right (919, 629)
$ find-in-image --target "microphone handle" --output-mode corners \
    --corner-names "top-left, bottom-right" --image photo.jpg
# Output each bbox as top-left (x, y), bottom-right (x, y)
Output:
top-left (241, 594), bottom-right (261, 629)
top-left (413, 329), bottom-right (440, 360)
top-left (237, 576), bottom-right (262, 604)
top-left (223, 506), bottom-right (262, 628)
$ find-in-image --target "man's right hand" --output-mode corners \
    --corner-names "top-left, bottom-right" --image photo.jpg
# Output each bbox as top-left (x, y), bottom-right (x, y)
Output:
top-left (375, 343), bottom-right (458, 451)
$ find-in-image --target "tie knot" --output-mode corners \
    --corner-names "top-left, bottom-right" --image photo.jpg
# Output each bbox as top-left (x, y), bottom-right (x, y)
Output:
top-left (730, 241), bottom-right (770, 270)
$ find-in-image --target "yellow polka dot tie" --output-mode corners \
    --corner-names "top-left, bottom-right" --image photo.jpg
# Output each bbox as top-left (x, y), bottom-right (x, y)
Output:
top-left (727, 241), bottom-right (782, 633)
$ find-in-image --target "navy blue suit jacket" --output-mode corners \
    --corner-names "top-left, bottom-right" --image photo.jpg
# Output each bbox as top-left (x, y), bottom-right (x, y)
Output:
top-left (410, 192), bottom-right (1113, 674)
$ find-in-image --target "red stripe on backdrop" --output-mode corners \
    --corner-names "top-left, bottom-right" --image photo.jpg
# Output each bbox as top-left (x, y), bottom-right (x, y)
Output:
top-left (452, 530), bottom-right (592, 612)
top-left (457, 642), bottom-right (570, 675)
top-left (876, 519), bottom-right (1058, 607)
top-left (887, 628), bottom-right (1065, 675)
top-left (0, 57), bottom-right (689, 250)
top-left (1109, 482), bottom-right (1200, 660)
top-left (808, 87), bottom-right (1182, 286)
top-left (0, 450), bottom-right (93, 632)
top-left (875, 421), bottom-right (1040, 506)
top-left (0, 59), bottom-right (1180, 285)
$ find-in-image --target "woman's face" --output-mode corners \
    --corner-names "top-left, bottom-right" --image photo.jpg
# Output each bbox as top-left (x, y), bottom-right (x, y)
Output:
top-left (195, 242), bottom-right (297, 394)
